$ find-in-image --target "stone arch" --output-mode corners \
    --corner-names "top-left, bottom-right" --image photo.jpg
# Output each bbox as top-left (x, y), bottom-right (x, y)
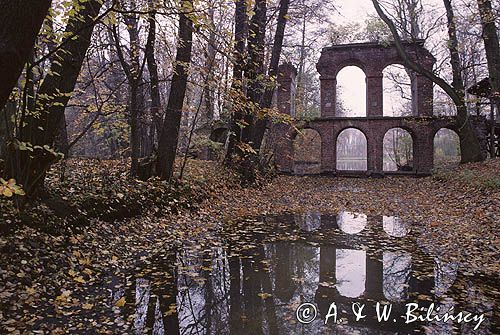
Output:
top-left (292, 128), bottom-right (322, 175)
top-left (336, 66), bottom-right (367, 117)
top-left (336, 128), bottom-right (368, 171)
top-left (317, 41), bottom-right (435, 117)
top-left (433, 128), bottom-right (461, 167)
top-left (383, 127), bottom-right (414, 172)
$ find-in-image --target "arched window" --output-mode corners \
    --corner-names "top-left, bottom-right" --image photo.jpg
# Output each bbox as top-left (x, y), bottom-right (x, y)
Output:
top-left (383, 65), bottom-right (413, 116)
top-left (293, 129), bottom-right (321, 174)
top-left (336, 128), bottom-right (367, 171)
top-left (434, 128), bottom-right (460, 167)
top-left (383, 128), bottom-right (413, 171)
top-left (336, 66), bottom-right (366, 117)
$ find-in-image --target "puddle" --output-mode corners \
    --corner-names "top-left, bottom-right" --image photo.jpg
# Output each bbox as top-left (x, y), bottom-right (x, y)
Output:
top-left (113, 212), bottom-right (498, 334)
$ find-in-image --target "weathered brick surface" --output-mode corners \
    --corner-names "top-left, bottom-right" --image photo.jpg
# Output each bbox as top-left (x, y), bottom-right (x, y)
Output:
top-left (272, 42), bottom-right (488, 175)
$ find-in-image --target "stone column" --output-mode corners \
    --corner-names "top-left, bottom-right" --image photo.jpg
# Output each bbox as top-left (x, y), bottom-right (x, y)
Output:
top-left (320, 76), bottom-right (337, 117)
top-left (416, 74), bottom-right (434, 116)
top-left (366, 72), bottom-right (384, 117)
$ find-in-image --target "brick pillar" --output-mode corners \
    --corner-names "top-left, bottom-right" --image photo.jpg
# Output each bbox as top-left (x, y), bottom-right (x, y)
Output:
top-left (414, 130), bottom-right (434, 175)
top-left (320, 76), bottom-right (337, 117)
top-left (367, 132), bottom-right (383, 173)
top-left (321, 129), bottom-right (335, 174)
top-left (274, 63), bottom-right (297, 173)
top-left (416, 74), bottom-right (434, 116)
top-left (366, 73), bottom-right (384, 117)
top-left (277, 63), bottom-right (297, 116)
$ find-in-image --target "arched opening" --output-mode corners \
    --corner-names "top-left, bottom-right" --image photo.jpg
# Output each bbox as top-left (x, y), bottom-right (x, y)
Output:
top-left (336, 66), bottom-right (366, 117)
top-left (293, 128), bottom-right (321, 174)
top-left (336, 128), bottom-right (367, 171)
top-left (383, 64), bottom-right (413, 116)
top-left (433, 128), bottom-right (460, 167)
top-left (383, 128), bottom-right (413, 171)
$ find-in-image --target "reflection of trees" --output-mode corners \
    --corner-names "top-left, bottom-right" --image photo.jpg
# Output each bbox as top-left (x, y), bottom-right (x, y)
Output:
top-left (383, 251), bottom-right (411, 301)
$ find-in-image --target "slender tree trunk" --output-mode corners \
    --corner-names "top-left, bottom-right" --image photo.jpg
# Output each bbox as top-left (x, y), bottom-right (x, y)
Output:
top-left (225, 0), bottom-right (248, 164)
top-left (146, 0), bottom-right (162, 149)
top-left (5, 0), bottom-right (104, 194)
top-left (202, 4), bottom-right (217, 124)
top-left (156, 0), bottom-right (193, 181)
top-left (0, 0), bottom-right (52, 110)
top-left (250, 0), bottom-right (291, 150)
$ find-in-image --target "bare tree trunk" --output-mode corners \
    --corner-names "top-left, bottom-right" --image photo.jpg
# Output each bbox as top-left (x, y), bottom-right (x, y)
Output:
top-left (240, 0), bottom-right (267, 147)
top-left (0, 0), bottom-right (52, 110)
top-left (250, 0), bottom-right (291, 150)
top-left (225, 0), bottom-right (248, 164)
top-left (202, 3), bottom-right (217, 124)
top-left (442, 0), bottom-right (484, 163)
top-left (477, 0), bottom-right (500, 122)
top-left (146, 0), bottom-right (162, 149)
top-left (156, 0), bottom-right (193, 181)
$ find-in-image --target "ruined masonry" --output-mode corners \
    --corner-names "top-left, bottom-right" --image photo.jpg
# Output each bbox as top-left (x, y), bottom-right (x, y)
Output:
top-left (272, 41), bottom-right (488, 176)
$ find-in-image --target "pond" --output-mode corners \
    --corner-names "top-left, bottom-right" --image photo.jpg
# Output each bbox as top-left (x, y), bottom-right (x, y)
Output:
top-left (113, 212), bottom-right (498, 334)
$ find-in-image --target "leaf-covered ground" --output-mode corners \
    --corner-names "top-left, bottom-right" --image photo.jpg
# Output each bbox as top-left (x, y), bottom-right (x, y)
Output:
top-left (0, 158), bottom-right (498, 333)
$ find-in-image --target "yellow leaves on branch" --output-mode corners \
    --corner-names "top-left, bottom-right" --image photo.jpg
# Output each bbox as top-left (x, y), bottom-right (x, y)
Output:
top-left (0, 178), bottom-right (25, 197)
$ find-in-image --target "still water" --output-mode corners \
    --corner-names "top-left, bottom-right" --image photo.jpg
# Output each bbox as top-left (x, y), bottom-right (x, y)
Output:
top-left (114, 212), bottom-right (498, 334)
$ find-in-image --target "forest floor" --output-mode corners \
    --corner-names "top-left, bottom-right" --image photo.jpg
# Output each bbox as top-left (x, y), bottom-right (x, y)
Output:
top-left (0, 158), bottom-right (499, 333)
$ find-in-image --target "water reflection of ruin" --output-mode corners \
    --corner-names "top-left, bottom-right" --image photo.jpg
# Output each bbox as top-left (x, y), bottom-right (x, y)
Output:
top-left (117, 212), bottom-right (496, 335)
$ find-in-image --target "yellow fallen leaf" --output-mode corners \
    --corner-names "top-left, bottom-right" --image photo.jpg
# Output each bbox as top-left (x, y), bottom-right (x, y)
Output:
top-left (68, 269), bottom-right (77, 277)
top-left (115, 297), bottom-right (126, 307)
top-left (82, 303), bottom-right (93, 310)
top-left (74, 276), bottom-right (86, 284)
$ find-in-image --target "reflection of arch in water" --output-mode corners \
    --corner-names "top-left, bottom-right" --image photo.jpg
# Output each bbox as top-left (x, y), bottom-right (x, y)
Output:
top-left (336, 249), bottom-right (367, 298)
top-left (433, 128), bottom-right (461, 167)
top-left (383, 251), bottom-right (411, 302)
top-left (293, 129), bottom-right (322, 175)
top-left (337, 211), bottom-right (367, 234)
top-left (383, 215), bottom-right (409, 237)
top-left (336, 128), bottom-right (368, 171)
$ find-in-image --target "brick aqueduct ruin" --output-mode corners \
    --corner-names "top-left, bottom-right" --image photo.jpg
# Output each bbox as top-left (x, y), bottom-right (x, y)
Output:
top-left (272, 41), bottom-right (488, 176)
